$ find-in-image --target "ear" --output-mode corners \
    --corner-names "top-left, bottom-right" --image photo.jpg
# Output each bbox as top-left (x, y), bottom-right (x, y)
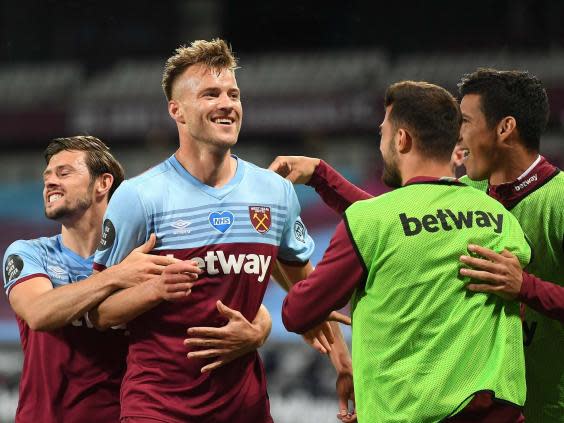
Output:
top-left (168, 100), bottom-right (186, 124)
top-left (396, 128), bottom-right (413, 154)
top-left (497, 116), bottom-right (517, 145)
top-left (450, 143), bottom-right (466, 168)
top-left (95, 173), bottom-right (114, 199)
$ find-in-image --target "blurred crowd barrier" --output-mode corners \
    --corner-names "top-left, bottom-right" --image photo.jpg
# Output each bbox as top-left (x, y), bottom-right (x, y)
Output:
top-left (2, 50), bottom-right (564, 143)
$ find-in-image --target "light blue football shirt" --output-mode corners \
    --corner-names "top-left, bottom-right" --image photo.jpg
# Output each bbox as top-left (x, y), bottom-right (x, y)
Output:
top-left (3, 234), bottom-right (92, 295)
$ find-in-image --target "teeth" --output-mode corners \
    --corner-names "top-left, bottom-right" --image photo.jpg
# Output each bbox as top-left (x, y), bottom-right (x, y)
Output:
top-left (214, 118), bottom-right (232, 125)
top-left (49, 194), bottom-right (62, 203)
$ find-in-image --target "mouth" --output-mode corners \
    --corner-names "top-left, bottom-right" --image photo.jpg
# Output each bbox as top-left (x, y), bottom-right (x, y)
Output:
top-left (47, 193), bottom-right (64, 204)
top-left (211, 116), bottom-right (235, 126)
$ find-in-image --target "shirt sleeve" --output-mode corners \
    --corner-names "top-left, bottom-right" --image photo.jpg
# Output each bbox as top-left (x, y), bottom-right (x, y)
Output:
top-left (3, 240), bottom-right (49, 296)
top-left (282, 220), bottom-right (366, 333)
top-left (277, 180), bottom-right (315, 264)
top-left (519, 272), bottom-right (564, 322)
top-left (93, 181), bottom-right (149, 271)
top-left (307, 160), bottom-right (373, 215)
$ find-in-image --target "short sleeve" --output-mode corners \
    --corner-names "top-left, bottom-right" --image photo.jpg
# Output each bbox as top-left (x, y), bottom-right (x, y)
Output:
top-left (93, 181), bottom-right (149, 270)
top-left (277, 180), bottom-right (315, 264)
top-left (3, 240), bottom-right (49, 296)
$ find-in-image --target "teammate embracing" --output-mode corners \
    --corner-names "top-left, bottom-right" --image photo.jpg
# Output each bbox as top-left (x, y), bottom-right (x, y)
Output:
top-left (281, 81), bottom-right (530, 422)
top-left (272, 70), bottom-right (564, 422)
top-left (89, 39), bottom-right (354, 422)
top-left (2, 136), bottom-right (177, 422)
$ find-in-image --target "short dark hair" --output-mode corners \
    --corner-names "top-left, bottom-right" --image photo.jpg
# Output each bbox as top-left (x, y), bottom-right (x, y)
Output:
top-left (44, 135), bottom-right (125, 199)
top-left (458, 68), bottom-right (549, 151)
top-left (384, 81), bottom-right (461, 162)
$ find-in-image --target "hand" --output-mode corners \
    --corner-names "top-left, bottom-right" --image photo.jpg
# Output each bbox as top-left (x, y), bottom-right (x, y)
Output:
top-left (302, 320), bottom-right (335, 354)
top-left (336, 371), bottom-right (357, 422)
top-left (114, 234), bottom-right (179, 288)
top-left (328, 310), bottom-right (352, 326)
top-left (268, 156), bottom-right (320, 184)
top-left (460, 244), bottom-right (523, 300)
top-left (184, 301), bottom-right (265, 373)
top-left (149, 259), bottom-right (201, 302)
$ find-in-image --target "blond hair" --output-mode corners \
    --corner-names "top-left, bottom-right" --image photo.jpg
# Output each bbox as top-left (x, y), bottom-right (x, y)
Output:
top-left (162, 38), bottom-right (238, 101)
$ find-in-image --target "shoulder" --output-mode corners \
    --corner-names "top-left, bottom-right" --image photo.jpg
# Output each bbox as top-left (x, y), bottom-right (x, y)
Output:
top-left (518, 169), bottom-right (564, 208)
top-left (240, 158), bottom-right (295, 193)
top-left (4, 235), bottom-right (57, 259)
top-left (242, 159), bottom-right (288, 182)
top-left (345, 194), bottom-right (392, 221)
top-left (459, 175), bottom-right (489, 192)
top-left (110, 161), bottom-right (172, 206)
top-left (545, 170), bottom-right (564, 192)
top-left (131, 159), bottom-right (173, 184)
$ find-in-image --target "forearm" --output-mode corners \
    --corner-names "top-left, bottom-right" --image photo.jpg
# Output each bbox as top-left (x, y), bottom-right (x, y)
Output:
top-left (308, 160), bottom-right (373, 214)
top-left (252, 305), bottom-right (272, 347)
top-left (518, 272), bottom-right (564, 322)
top-left (89, 279), bottom-right (162, 330)
top-left (282, 221), bottom-right (363, 333)
top-left (270, 260), bottom-right (293, 291)
top-left (328, 322), bottom-right (353, 374)
top-left (24, 269), bottom-right (122, 331)
top-left (271, 260), bottom-right (313, 291)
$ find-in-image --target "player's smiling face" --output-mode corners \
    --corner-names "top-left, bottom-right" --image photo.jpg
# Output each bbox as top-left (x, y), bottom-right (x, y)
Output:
top-left (43, 150), bottom-right (94, 221)
top-left (171, 64), bottom-right (242, 150)
top-left (459, 94), bottom-right (500, 181)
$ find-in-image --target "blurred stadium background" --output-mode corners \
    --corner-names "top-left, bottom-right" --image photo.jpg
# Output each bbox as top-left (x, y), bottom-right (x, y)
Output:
top-left (0, 1), bottom-right (563, 421)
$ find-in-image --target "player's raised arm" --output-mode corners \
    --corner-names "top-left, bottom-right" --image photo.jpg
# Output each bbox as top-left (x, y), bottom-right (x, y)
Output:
top-left (89, 259), bottom-right (201, 329)
top-left (281, 221), bottom-right (363, 334)
top-left (269, 156), bottom-right (372, 214)
top-left (3, 237), bottom-right (169, 332)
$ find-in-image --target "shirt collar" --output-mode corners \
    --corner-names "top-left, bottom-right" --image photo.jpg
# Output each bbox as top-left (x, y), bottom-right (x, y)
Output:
top-left (488, 156), bottom-right (559, 209)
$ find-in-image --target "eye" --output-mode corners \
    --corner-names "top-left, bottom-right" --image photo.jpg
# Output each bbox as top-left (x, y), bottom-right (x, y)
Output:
top-left (58, 167), bottom-right (72, 177)
top-left (202, 90), bottom-right (219, 98)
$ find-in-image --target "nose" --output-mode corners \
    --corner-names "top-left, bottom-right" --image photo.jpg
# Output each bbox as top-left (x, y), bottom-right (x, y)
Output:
top-left (44, 174), bottom-right (59, 190)
top-left (217, 92), bottom-right (235, 111)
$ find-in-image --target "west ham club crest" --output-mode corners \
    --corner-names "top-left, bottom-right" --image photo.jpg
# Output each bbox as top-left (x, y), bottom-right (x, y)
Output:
top-left (249, 206), bottom-right (271, 234)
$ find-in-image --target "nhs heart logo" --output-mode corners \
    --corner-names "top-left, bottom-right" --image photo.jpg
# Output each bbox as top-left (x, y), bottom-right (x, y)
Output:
top-left (209, 211), bottom-right (235, 233)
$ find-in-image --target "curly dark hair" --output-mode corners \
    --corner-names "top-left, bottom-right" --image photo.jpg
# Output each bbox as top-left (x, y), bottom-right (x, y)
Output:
top-left (458, 68), bottom-right (549, 152)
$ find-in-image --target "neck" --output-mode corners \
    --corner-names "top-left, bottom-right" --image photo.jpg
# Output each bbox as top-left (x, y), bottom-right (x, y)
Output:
top-left (175, 141), bottom-right (236, 188)
top-left (59, 202), bottom-right (106, 258)
top-left (488, 146), bottom-right (539, 185)
top-left (400, 154), bottom-right (454, 185)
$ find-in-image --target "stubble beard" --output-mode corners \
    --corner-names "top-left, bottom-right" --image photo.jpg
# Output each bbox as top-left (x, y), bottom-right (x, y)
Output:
top-left (381, 142), bottom-right (402, 188)
top-left (45, 195), bottom-right (92, 221)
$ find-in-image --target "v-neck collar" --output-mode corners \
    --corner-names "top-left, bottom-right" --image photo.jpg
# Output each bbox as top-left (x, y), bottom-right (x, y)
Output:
top-left (169, 154), bottom-right (245, 200)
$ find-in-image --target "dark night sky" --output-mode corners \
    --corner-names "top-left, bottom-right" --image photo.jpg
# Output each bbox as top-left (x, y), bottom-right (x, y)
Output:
top-left (1, 0), bottom-right (563, 65)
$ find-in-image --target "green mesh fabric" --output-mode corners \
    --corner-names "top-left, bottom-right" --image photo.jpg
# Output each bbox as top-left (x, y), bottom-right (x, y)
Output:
top-left (511, 172), bottom-right (564, 423)
top-left (345, 182), bottom-right (530, 423)
top-left (460, 172), bottom-right (564, 423)
top-left (459, 175), bottom-right (488, 192)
